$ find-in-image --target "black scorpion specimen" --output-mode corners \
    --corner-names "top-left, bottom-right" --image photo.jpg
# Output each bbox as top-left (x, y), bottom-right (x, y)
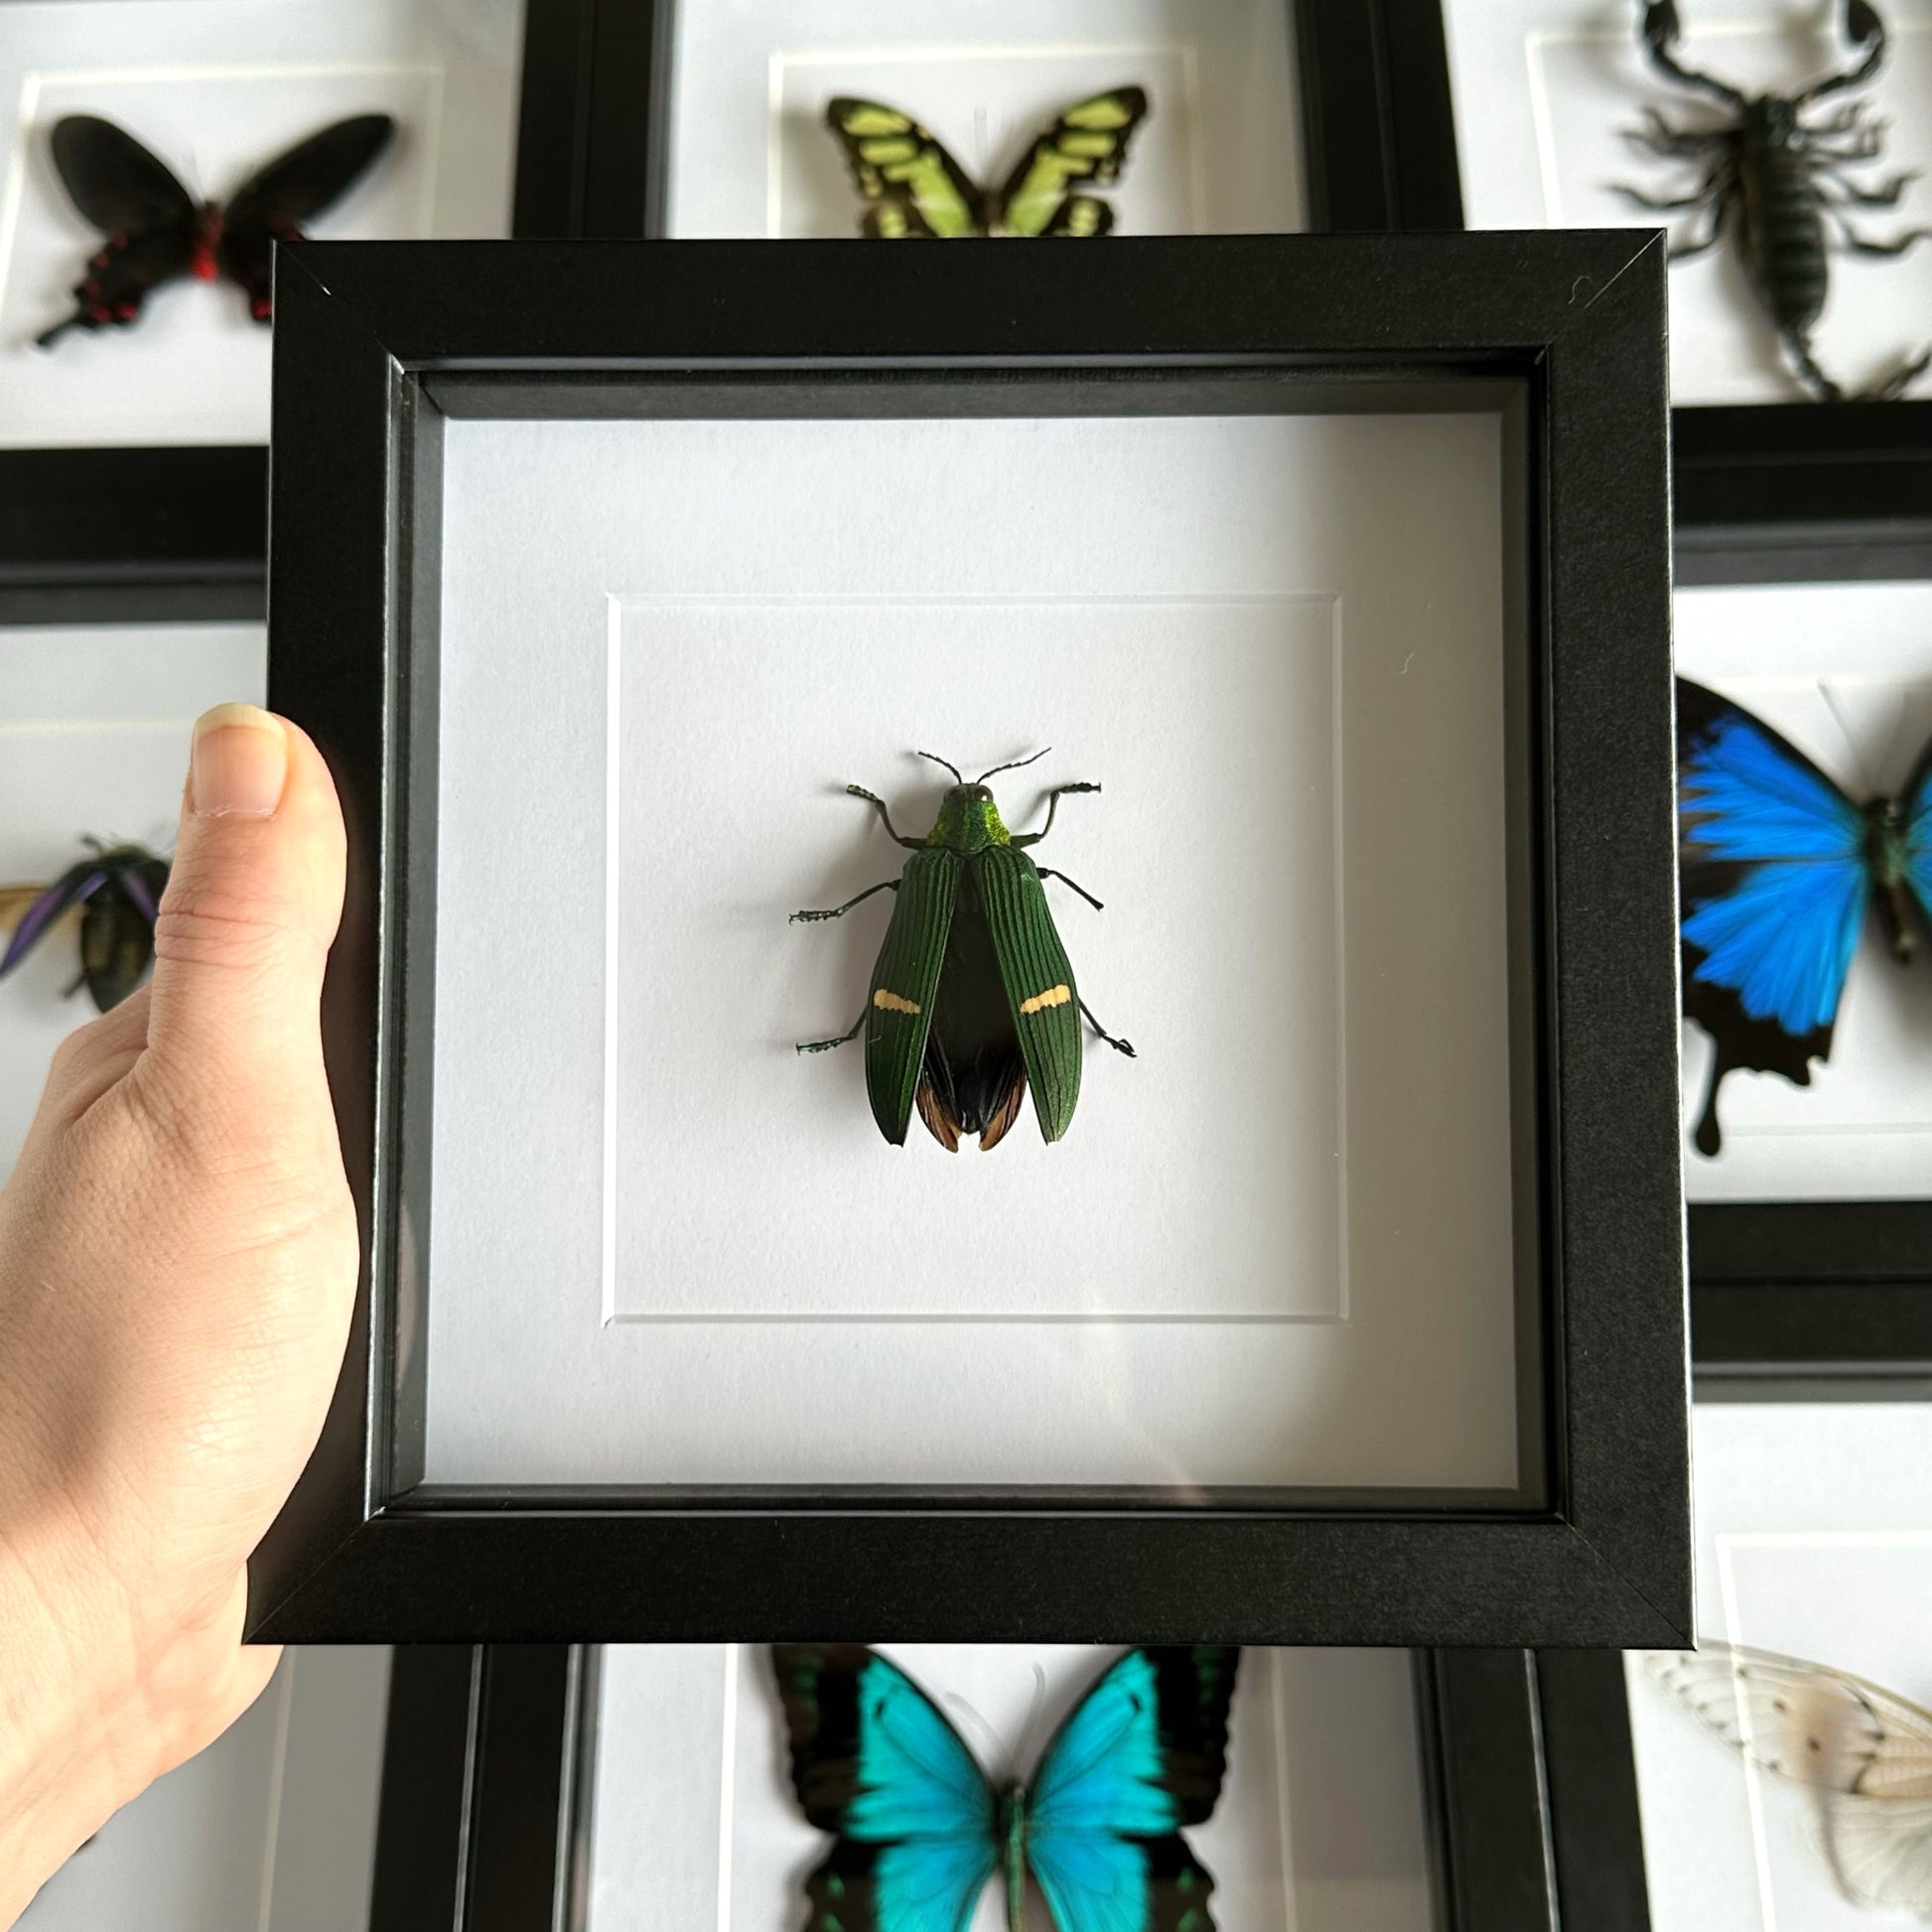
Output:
top-left (1617, 0), bottom-right (1930, 400)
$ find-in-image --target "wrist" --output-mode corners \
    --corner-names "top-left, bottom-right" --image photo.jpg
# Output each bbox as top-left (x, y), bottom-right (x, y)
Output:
top-left (0, 1501), bottom-right (131, 1924)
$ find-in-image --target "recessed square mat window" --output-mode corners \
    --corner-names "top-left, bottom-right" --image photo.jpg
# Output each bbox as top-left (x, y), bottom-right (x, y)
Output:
top-left (253, 233), bottom-right (1686, 1644)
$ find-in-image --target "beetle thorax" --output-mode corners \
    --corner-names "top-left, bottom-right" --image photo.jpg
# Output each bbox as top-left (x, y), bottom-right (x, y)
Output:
top-left (926, 783), bottom-right (1011, 853)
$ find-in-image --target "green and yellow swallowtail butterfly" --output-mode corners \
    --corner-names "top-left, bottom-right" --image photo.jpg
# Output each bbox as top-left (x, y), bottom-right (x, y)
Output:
top-left (824, 87), bottom-right (1151, 238)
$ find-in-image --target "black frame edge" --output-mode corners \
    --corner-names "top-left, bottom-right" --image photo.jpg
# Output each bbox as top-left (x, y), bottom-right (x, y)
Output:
top-left (253, 229), bottom-right (1686, 1647)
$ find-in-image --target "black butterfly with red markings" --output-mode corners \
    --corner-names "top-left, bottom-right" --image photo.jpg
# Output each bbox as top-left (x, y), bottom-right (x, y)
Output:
top-left (36, 113), bottom-right (395, 346)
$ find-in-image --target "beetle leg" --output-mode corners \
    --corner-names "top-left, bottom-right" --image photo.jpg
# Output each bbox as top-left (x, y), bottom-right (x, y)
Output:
top-left (1035, 867), bottom-right (1105, 911)
top-left (1078, 998), bottom-right (1136, 1057)
top-left (790, 878), bottom-right (898, 922)
top-left (1011, 781), bottom-right (1100, 849)
top-left (844, 784), bottom-right (925, 849)
top-left (796, 1009), bottom-right (868, 1053)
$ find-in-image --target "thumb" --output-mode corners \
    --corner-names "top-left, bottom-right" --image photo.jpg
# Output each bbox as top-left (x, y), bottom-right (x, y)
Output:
top-left (144, 704), bottom-right (346, 1094)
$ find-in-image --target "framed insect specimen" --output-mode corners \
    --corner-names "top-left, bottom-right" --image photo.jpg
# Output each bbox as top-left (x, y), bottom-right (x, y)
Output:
top-left (823, 89), bottom-right (1150, 239)
top-left (0, 0), bottom-right (614, 454)
top-left (252, 229), bottom-right (1683, 1645)
top-left (558, 0), bottom-right (1460, 238)
top-left (792, 752), bottom-right (1134, 1150)
top-left (36, 113), bottom-right (396, 345)
top-left (1615, 0), bottom-right (1930, 404)
top-left (1619, 1400), bottom-right (1932, 1929)
top-left (0, 534), bottom-right (263, 1180)
top-left (1676, 674), bottom-right (1931, 1163)
top-left (1670, 421), bottom-right (1932, 1390)
top-left (1649, 1643), bottom-right (1932, 1919)
top-left (366, 1642), bottom-right (1646, 1932)
top-left (1441, 0), bottom-right (1932, 421)
top-left (770, 1645), bottom-right (1238, 1930)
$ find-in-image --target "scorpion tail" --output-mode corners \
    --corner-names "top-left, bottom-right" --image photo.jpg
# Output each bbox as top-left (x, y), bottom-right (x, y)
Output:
top-left (1779, 330), bottom-right (1846, 402)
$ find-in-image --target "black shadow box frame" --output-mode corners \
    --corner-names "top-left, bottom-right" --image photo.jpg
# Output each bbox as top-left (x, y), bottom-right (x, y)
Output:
top-left (1677, 405), bottom-right (1932, 1394)
top-left (252, 228), bottom-right (1687, 1647)
top-left (547, 0), bottom-right (1461, 239)
top-left (366, 1644), bottom-right (1650, 1932)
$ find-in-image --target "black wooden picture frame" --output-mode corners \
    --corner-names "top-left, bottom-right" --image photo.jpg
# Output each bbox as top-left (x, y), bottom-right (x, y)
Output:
top-left (250, 227), bottom-right (1686, 1646)
top-left (1674, 404), bottom-right (1932, 1392)
top-left (529, 0), bottom-right (1461, 239)
top-left (1412, 9), bottom-right (1932, 1390)
top-left (0, 446), bottom-right (266, 626)
top-left (367, 1643), bottom-right (1651, 1932)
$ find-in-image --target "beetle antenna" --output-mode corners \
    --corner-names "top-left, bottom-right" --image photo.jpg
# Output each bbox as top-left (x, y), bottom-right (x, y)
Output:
top-left (914, 751), bottom-right (965, 783)
top-left (976, 747), bottom-right (1052, 783)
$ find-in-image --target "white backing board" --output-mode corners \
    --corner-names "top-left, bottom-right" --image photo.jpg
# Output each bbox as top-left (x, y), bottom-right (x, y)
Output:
top-left (587, 1644), bottom-right (1434, 1932)
top-left (664, 0), bottom-right (1303, 236)
top-left (1628, 1404), bottom-right (1932, 1932)
top-left (20, 1646), bottom-right (391, 1932)
top-left (0, 0), bottom-right (521, 446)
top-left (1444, 0), bottom-right (1932, 404)
top-left (421, 408), bottom-right (1520, 1491)
top-left (1674, 581), bottom-right (1932, 1200)
top-left (0, 623), bottom-right (265, 1179)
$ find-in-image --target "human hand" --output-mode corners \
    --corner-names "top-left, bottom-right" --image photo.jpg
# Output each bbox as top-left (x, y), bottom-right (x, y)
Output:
top-left (0, 704), bottom-right (353, 1924)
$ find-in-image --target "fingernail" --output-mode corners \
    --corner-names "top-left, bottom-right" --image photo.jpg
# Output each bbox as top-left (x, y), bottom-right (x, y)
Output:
top-left (190, 704), bottom-right (289, 818)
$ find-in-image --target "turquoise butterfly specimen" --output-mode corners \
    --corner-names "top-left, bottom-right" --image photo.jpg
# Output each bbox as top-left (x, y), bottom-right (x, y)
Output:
top-left (1677, 677), bottom-right (1932, 1153)
top-left (771, 1643), bottom-right (1240, 1932)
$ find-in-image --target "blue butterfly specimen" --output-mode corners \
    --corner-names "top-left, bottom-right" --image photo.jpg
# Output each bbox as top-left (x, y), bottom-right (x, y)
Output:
top-left (1677, 677), bottom-right (1932, 1154)
top-left (770, 1643), bottom-right (1240, 1932)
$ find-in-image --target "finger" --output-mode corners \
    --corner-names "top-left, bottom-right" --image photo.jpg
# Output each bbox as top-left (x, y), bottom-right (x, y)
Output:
top-left (142, 706), bottom-right (346, 1095)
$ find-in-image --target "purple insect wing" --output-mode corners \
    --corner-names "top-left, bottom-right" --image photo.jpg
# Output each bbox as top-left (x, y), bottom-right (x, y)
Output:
top-left (115, 865), bottom-right (162, 926)
top-left (0, 863), bottom-right (107, 977)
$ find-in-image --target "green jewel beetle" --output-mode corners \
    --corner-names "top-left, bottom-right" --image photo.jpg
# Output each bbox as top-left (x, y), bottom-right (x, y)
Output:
top-left (793, 750), bottom-right (1135, 1150)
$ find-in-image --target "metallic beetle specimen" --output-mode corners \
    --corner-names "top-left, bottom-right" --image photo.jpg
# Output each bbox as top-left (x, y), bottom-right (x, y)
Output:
top-left (1652, 1644), bottom-right (1932, 1913)
top-left (793, 750), bottom-right (1134, 1149)
top-left (0, 840), bottom-right (170, 1012)
top-left (37, 113), bottom-right (394, 345)
top-left (772, 1644), bottom-right (1240, 1932)
top-left (1616, 0), bottom-right (1929, 399)
top-left (824, 88), bottom-right (1149, 237)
